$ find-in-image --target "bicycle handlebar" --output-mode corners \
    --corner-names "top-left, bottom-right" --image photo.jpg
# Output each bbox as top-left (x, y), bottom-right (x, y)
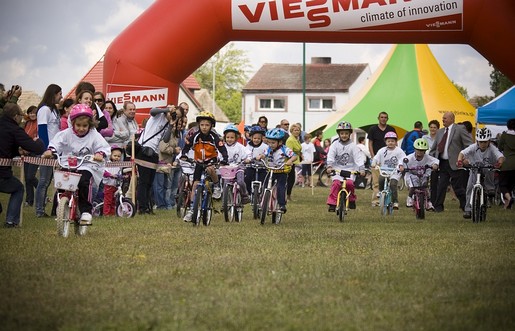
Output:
top-left (328, 169), bottom-right (361, 178)
top-left (56, 154), bottom-right (98, 170)
top-left (260, 158), bottom-right (286, 171)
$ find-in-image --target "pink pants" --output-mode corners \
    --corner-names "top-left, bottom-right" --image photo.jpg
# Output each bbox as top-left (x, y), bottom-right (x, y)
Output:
top-left (103, 184), bottom-right (117, 216)
top-left (326, 179), bottom-right (356, 206)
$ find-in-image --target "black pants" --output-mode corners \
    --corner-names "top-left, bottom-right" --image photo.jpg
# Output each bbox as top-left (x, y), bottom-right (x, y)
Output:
top-left (75, 170), bottom-right (93, 215)
top-left (136, 152), bottom-right (159, 212)
top-left (24, 163), bottom-right (39, 205)
top-left (286, 166), bottom-right (296, 196)
top-left (434, 159), bottom-right (468, 211)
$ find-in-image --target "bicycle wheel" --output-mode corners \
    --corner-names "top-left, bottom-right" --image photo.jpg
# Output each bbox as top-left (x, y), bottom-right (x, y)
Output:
top-left (223, 184), bottom-right (234, 222)
top-left (252, 183), bottom-right (260, 219)
top-left (92, 202), bottom-right (103, 217)
top-left (319, 168), bottom-right (332, 187)
top-left (234, 192), bottom-right (243, 223)
top-left (56, 196), bottom-right (71, 238)
top-left (191, 186), bottom-right (203, 226)
top-left (379, 192), bottom-right (387, 216)
top-left (471, 186), bottom-right (482, 223)
top-left (116, 198), bottom-right (136, 218)
top-left (202, 194), bottom-right (213, 226)
top-left (415, 192), bottom-right (425, 220)
top-left (260, 190), bottom-right (271, 225)
top-left (385, 192), bottom-right (393, 215)
top-left (272, 211), bottom-right (283, 224)
top-left (337, 191), bottom-right (347, 222)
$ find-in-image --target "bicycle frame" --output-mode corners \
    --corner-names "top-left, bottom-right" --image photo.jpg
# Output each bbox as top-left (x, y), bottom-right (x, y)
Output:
top-left (464, 164), bottom-right (496, 223)
top-left (259, 159), bottom-right (285, 225)
top-left (177, 160), bottom-right (194, 218)
top-left (246, 162), bottom-right (265, 220)
top-left (402, 163), bottom-right (431, 220)
top-left (190, 158), bottom-right (217, 226)
top-left (379, 166), bottom-right (396, 216)
top-left (329, 169), bottom-right (359, 222)
top-left (221, 165), bottom-right (244, 222)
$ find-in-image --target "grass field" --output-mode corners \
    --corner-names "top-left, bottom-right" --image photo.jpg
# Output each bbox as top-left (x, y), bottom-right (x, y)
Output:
top-left (1, 186), bottom-right (514, 331)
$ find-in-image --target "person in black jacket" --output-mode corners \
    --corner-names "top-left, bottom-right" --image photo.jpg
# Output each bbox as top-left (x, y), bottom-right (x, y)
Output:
top-left (0, 103), bottom-right (45, 227)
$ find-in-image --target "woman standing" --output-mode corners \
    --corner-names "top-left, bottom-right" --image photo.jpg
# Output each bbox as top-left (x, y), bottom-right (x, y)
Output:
top-left (498, 118), bottom-right (515, 209)
top-left (35, 84), bottom-right (62, 218)
top-left (285, 123), bottom-right (302, 201)
top-left (22, 105), bottom-right (39, 207)
top-left (422, 119), bottom-right (440, 149)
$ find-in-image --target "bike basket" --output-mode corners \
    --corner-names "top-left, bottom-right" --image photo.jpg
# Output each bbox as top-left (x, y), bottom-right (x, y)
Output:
top-left (379, 167), bottom-right (396, 177)
top-left (54, 170), bottom-right (82, 191)
top-left (180, 160), bottom-right (195, 175)
top-left (219, 165), bottom-right (239, 180)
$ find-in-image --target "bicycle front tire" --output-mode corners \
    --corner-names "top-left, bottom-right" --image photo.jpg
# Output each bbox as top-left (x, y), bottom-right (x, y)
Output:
top-left (191, 187), bottom-right (203, 226)
top-left (223, 184), bottom-right (234, 222)
top-left (472, 186), bottom-right (482, 223)
top-left (202, 194), bottom-right (213, 226)
top-left (117, 198), bottom-right (136, 218)
top-left (260, 190), bottom-right (271, 225)
top-left (56, 196), bottom-right (71, 238)
top-left (252, 183), bottom-right (260, 219)
top-left (415, 192), bottom-right (425, 220)
top-left (337, 190), bottom-right (347, 222)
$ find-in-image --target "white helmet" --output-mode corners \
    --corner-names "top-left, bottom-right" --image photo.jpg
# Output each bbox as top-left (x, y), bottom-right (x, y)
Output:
top-left (475, 128), bottom-right (492, 142)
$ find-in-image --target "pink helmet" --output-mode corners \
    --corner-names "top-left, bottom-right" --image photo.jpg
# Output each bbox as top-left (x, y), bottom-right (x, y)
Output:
top-left (69, 104), bottom-right (93, 121)
top-left (384, 131), bottom-right (398, 140)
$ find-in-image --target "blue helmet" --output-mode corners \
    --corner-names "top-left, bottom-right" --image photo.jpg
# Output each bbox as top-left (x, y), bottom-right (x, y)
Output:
top-left (223, 124), bottom-right (240, 135)
top-left (265, 128), bottom-right (285, 140)
top-left (249, 125), bottom-right (266, 136)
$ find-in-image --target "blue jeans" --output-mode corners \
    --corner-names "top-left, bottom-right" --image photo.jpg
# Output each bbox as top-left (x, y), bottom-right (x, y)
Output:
top-left (153, 172), bottom-right (171, 209)
top-left (35, 165), bottom-right (53, 216)
top-left (0, 176), bottom-right (24, 225)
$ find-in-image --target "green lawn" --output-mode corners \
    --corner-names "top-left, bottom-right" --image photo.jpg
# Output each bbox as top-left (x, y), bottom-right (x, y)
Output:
top-left (1, 186), bottom-right (514, 330)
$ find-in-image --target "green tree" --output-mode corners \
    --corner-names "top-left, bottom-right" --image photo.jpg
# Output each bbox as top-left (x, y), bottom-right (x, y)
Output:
top-left (489, 64), bottom-right (513, 96)
top-left (452, 81), bottom-right (469, 100)
top-left (194, 43), bottom-right (250, 122)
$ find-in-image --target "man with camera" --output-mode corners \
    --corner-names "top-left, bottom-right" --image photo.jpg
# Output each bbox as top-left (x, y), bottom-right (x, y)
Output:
top-left (0, 84), bottom-right (22, 116)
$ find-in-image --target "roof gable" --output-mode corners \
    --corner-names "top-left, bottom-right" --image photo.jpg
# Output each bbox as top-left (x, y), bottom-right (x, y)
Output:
top-left (243, 63), bottom-right (368, 92)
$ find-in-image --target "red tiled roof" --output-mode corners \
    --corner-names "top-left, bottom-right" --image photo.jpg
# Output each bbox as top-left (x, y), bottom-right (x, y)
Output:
top-left (182, 75), bottom-right (201, 90)
top-left (243, 63), bottom-right (368, 93)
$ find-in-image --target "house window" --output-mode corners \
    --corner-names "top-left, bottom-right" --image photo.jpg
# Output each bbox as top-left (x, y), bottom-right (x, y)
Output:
top-left (308, 98), bottom-right (334, 111)
top-left (258, 97), bottom-right (286, 111)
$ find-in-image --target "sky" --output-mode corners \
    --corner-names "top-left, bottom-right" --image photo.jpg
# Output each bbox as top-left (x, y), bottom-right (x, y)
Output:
top-left (0, 0), bottom-right (495, 99)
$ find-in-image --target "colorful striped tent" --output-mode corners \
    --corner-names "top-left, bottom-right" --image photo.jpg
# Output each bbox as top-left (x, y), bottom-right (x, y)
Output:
top-left (319, 44), bottom-right (476, 138)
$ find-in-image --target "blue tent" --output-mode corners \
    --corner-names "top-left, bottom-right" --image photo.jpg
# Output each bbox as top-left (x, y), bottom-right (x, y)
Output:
top-left (476, 86), bottom-right (515, 125)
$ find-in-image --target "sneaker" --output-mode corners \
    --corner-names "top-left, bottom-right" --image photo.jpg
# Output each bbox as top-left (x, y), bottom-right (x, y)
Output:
top-left (279, 205), bottom-right (287, 213)
top-left (241, 196), bottom-right (251, 204)
top-left (426, 201), bottom-right (435, 211)
top-left (348, 201), bottom-right (356, 209)
top-left (328, 204), bottom-right (336, 212)
top-left (4, 222), bottom-right (18, 228)
top-left (212, 186), bottom-right (222, 199)
top-left (406, 196), bottom-right (413, 207)
top-left (80, 212), bottom-right (92, 225)
top-left (183, 210), bottom-right (193, 222)
top-left (393, 202), bottom-right (399, 210)
top-left (463, 211), bottom-right (472, 219)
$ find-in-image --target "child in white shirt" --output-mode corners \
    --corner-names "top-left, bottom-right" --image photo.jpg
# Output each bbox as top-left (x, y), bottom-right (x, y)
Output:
top-left (222, 124), bottom-right (249, 204)
top-left (300, 133), bottom-right (316, 187)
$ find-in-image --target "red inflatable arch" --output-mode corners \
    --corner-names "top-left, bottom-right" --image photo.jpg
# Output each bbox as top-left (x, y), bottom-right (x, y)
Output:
top-left (104, 0), bottom-right (515, 113)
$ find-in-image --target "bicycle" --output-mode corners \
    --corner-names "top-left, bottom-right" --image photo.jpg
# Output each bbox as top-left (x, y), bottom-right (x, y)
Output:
top-left (246, 161), bottom-right (266, 219)
top-left (259, 159), bottom-right (287, 225)
top-left (378, 166), bottom-right (397, 216)
top-left (220, 164), bottom-right (244, 222)
top-left (92, 168), bottom-right (136, 218)
top-left (328, 169), bottom-right (360, 222)
top-left (188, 158), bottom-right (218, 226)
top-left (463, 163), bottom-right (497, 223)
top-left (402, 159), bottom-right (432, 220)
top-left (53, 154), bottom-right (99, 237)
top-left (176, 159), bottom-right (195, 219)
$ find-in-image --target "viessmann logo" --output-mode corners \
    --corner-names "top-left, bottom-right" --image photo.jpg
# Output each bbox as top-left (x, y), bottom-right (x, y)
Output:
top-left (106, 87), bottom-right (168, 110)
top-left (232, 0), bottom-right (463, 31)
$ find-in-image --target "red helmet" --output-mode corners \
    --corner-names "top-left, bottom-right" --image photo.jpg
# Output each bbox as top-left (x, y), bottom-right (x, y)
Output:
top-left (69, 104), bottom-right (93, 121)
top-left (384, 131), bottom-right (398, 140)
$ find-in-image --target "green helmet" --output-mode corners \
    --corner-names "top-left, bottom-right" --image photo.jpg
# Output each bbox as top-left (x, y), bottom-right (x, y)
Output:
top-left (413, 138), bottom-right (429, 151)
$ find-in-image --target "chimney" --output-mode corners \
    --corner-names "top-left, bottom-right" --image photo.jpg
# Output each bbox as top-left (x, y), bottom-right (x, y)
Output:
top-left (311, 57), bottom-right (331, 64)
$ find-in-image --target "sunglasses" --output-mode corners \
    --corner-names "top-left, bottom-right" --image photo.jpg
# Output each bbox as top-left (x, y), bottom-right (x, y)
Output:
top-left (94, 99), bottom-right (104, 103)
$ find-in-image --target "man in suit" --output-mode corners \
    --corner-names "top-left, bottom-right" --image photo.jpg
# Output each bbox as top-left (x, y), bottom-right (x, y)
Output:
top-left (429, 112), bottom-right (473, 213)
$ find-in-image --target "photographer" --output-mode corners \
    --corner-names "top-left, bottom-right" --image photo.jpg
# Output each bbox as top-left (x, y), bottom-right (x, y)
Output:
top-left (0, 84), bottom-right (22, 116)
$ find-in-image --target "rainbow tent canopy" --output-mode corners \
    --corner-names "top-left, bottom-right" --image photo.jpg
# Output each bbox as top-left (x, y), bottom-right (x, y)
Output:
top-left (319, 44), bottom-right (476, 139)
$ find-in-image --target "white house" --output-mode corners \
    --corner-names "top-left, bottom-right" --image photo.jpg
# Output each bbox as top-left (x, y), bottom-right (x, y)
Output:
top-left (242, 57), bottom-right (371, 131)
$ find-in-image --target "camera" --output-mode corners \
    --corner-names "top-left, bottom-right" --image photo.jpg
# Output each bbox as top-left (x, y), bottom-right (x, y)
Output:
top-left (7, 85), bottom-right (21, 98)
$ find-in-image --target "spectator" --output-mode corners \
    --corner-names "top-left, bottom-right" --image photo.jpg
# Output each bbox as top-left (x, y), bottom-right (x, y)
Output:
top-left (0, 103), bottom-right (45, 227)
top-left (104, 100), bottom-right (118, 119)
top-left (301, 133), bottom-right (315, 187)
top-left (35, 84), bottom-right (63, 218)
top-left (93, 92), bottom-right (114, 139)
top-left (108, 101), bottom-right (139, 148)
top-left (357, 136), bottom-right (371, 167)
top-left (497, 118), bottom-right (515, 209)
top-left (401, 121), bottom-right (424, 155)
top-left (429, 111), bottom-right (473, 212)
top-left (257, 116), bottom-right (268, 130)
top-left (367, 111), bottom-right (396, 206)
top-left (75, 82), bottom-right (108, 132)
top-left (59, 98), bottom-right (74, 130)
top-left (423, 119), bottom-right (440, 204)
top-left (0, 83), bottom-right (22, 116)
top-left (312, 130), bottom-right (326, 163)
top-left (22, 105), bottom-right (39, 207)
top-left (285, 123), bottom-right (302, 201)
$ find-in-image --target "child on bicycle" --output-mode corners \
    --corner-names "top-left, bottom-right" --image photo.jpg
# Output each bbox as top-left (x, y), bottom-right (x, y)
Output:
top-left (326, 122), bottom-right (366, 212)
top-left (244, 125), bottom-right (268, 192)
top-left (257, 128), bottom-right (297, 212)
top-left (371, 131), bottom-right (405, 209)
top-left (398, 138), bottom-right (439, 210)
top-left (457, 128), bottom-right (504, 219)
top-left (222, 124), bottom-right (250, 204)
top-left (42, 104), bottom-right (111, 225)
top-left (102, 145), bottom-right (124, 216)
top-left (180, 111), bottom-right (228, 222)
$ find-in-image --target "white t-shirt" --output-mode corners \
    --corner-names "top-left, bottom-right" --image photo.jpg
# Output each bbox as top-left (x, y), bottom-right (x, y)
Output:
top-left (224, 142), bottom-right (247, 164)
top-left (301, 142), bottom-right (315, 163)
top-left (37, 105), bottom-right (61, 146)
